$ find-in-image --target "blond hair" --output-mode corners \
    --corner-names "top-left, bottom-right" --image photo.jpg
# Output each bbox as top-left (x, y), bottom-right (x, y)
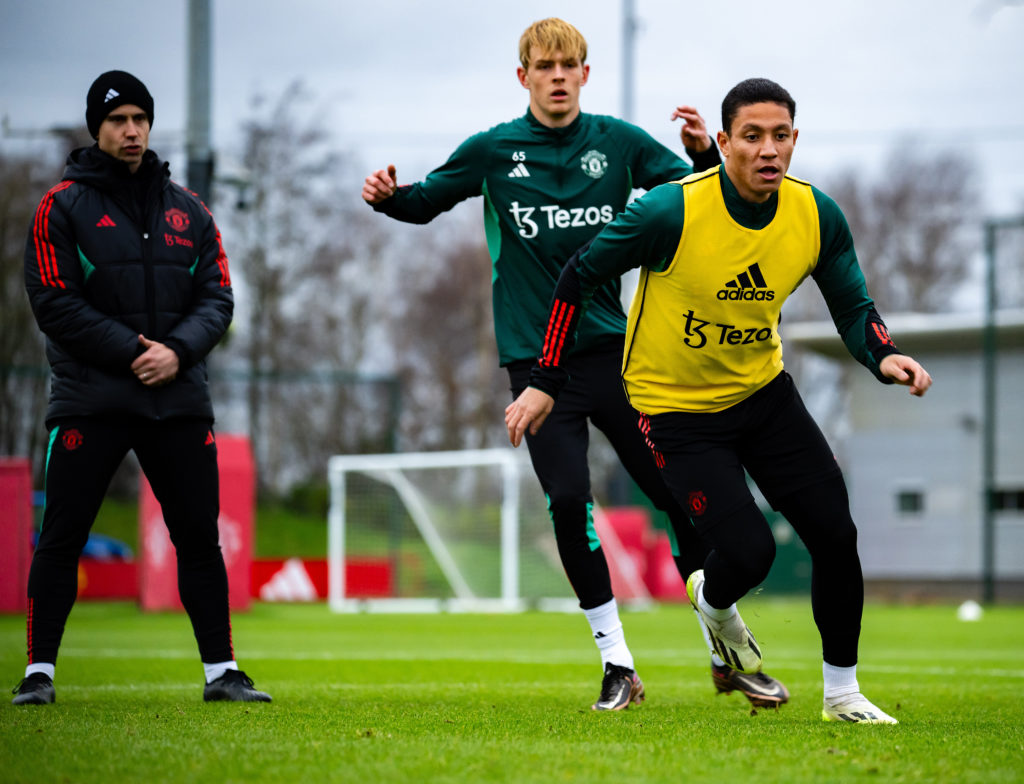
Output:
top-left (518, 18), bottom-right (587, 68)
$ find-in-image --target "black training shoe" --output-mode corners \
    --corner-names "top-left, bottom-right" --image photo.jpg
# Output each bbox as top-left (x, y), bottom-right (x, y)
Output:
top-left (11, 673), bottom-right (55, 705)
top-left (203, 669), bottom-right (272, 703)
top-left (592, 662), bottom-right (645, 711)
top-left (712, 662), bottom-right (789, 708)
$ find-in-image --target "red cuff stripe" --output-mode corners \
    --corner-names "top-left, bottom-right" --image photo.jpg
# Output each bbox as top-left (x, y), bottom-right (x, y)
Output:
top-left (541, 300), bottom-right (575, 367)
top-left (541, 301), bottom-right (568, 366)
top-left (871, 322), bottom-right (894, 347)
top-left (550, 303), bottom-right (575, 366)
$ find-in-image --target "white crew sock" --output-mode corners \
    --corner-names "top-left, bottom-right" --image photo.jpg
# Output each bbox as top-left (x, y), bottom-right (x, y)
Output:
top-left (823, 662), bottom-right (859, 701)
top-left (26, 662), bottom-right (55, 680)
top-left (697, 583), bottom-right (737, 621)
top-left (203, 660), bottom-right (239, 684)
top-left (691, 609), bottom-right (726, 667)
top-left (583, 598), bottom-right (634, 671)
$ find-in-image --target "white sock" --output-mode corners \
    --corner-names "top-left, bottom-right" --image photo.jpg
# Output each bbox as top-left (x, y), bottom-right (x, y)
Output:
top-left (583, 598), bottom-right (634, 671)
top-left (203, 660), bottom-right (238, 684)
top-left (691, 609), bottom-right (726, 666)
top-left (697, 583), bottom-right (737, 621)
top-left (26, 662), bottom-right (55, 680)
top-left (823, 662), bottom-right (859, 701)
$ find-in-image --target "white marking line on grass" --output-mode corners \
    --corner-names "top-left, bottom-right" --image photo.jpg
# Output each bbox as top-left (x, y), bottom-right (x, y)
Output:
top-left (59, 648), bottom-right (1024, 679)
top-left (57, 683), bottom-right (197, 693)
top-left (862, 663), bottom-right (1024, 679)
top-left (52, 680), bottom-right (579, 695)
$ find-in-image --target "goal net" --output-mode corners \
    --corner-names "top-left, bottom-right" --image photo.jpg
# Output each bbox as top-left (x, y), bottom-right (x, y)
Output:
top-left (326, 448), bottom-right (652, 612)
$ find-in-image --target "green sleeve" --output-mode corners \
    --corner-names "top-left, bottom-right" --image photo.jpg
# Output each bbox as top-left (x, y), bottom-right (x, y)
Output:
top-left (810, 188), bottom-right (898, 381)
top-left (373, 132), bottom-right (490, 224)
top-left (608, 120), bottom-right (694, 191)
top-left (576, 182), bottom-right (686, 300)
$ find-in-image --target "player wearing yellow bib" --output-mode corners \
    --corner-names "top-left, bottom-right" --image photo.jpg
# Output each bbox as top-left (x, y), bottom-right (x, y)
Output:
top-left (508, 78), bottom-right (932, 724)
top-left (365, 19), bottom-right (791, 713)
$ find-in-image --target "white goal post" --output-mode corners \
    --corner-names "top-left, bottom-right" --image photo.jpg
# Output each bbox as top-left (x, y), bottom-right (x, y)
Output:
top-left (328, 449), bottom-right (525, 612)
top-left (326, 448), bottom-right (654, 613)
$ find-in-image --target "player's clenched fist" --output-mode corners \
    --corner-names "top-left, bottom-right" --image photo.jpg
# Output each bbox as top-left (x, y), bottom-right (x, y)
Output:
top-left (362, 164), bottom-right (398, 204)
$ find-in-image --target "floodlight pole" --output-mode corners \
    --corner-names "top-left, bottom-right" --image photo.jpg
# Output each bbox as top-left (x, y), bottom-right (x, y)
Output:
top-left (187, 0), bottom-right (214, 202)
top-left (621, 0), bottom-right (637, 122)
top-left (980, 215), bottom-right (1024, 604)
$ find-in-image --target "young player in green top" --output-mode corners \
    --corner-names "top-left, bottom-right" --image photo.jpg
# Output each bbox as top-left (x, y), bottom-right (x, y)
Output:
top-left (507, 77), bottom-right (933, 724)
top-left (363, 19), bottom-right (789, 710)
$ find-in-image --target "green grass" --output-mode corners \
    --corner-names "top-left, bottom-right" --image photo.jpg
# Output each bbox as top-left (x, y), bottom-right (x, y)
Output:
top-left (3, 600), bottom-right (1023, 783)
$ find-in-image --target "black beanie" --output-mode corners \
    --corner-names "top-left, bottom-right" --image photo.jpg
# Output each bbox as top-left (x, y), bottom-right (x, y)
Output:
top-left (85, 71), bottom-right (154, 139)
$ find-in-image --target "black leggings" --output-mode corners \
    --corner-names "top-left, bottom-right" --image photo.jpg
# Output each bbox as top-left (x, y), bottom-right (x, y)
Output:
top-left (647, 372), bottom-right (863, 666)
top-left (27, 417), bottom-right (233, 665)
top-left (508, 343), bottom-right (709, 610)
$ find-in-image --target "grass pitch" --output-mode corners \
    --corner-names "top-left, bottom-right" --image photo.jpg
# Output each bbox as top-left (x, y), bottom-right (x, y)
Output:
top-left (2, 599), bottom-right (1022, 783)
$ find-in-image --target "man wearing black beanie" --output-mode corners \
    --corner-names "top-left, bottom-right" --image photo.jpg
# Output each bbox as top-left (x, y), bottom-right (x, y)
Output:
top-left (85, 70), bottom-right (155, 140)
top-left (14, 71), bottom-right (271, 705)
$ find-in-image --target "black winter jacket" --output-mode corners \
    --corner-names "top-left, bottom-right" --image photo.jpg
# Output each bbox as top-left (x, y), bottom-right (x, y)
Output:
top-left (24, 145), bottom-right (233, 425)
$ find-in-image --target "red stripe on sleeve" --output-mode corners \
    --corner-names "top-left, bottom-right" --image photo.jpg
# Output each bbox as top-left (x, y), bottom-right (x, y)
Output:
top-left (194, 194), bottom-right (231, 287)
top-left (32, 182), bottom-right (72, 289)
top-left (211, 225), bottom-right (231, 286)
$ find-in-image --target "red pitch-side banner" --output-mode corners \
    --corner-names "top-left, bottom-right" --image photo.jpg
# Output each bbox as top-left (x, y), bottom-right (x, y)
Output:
top-left (138, 434), bottom-right (254, 612)
top-left (0, 458), bottom-right (34, 613)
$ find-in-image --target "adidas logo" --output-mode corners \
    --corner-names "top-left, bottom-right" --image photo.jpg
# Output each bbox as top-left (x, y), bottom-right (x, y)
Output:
top-left (260, 558), bottom-right (318, 601)
top-left (104, 88), bottom-right (120, 103)
top-left (717, 263), bottom-right (775, 301)
top-left (508, 162), bottom-right (530, 178)
top-left (96, 214), bottom-right (116, 227)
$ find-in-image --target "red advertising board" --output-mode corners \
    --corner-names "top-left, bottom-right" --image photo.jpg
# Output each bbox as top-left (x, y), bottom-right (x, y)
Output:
top-left (138, 434), bottom-right (253, 612)
top-left (0, 459), bottom-right (34, 613)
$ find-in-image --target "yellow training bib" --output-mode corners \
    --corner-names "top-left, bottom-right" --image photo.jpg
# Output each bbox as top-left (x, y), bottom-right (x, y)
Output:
top-left (622, 168), bottom-right (820, 413)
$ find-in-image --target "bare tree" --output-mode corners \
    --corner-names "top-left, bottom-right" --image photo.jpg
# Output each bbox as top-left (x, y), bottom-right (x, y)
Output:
top-left (391, 224), bottom-right (508, 452)
top-left (782, 144), bottom-right (983, 444)
top-left (216, 82), bottom-right (396, 491)
top-left (790, 143), bottom-right (980, 320)
top-left (0, 145), bottom-right (68, 470)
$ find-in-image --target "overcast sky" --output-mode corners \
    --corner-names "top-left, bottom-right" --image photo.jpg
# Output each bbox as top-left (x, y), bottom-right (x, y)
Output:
top-left (3, 0), bottom-right (1024, 220)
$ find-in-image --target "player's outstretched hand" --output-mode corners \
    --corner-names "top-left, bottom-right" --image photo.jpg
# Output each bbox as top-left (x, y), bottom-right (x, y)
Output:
top-left (671, 104), bottom-right (711, 153)
top-left (505, 387), bottom-right (555, 447)
top-left (880, 354), bottom-right (932, 397)
top-left (362, 164), bottom-right (398, 204)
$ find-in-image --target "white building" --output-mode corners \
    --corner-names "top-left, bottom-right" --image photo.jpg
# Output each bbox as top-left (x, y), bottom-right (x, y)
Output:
top-left (784, 310), bottom-right (1024, 601)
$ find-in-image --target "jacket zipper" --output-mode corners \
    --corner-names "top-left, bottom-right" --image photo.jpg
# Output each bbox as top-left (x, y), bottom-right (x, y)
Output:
top-left (143, 228), bottom-right (156, 336)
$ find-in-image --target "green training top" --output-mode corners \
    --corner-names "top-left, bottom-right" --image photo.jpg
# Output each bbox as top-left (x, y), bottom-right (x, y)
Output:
top-left (373, 110), bottom-right (707, 365)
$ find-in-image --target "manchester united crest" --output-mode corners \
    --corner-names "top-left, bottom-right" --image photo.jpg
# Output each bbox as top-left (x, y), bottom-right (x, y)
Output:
top-left (580, 149), bottom-right (608, 179)
top-left (62, 428), bottom-right (84, 451)
top-left (688, 490), bottom-right (708, 516)
top-left (164, 208), bottom-right (190, 233)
